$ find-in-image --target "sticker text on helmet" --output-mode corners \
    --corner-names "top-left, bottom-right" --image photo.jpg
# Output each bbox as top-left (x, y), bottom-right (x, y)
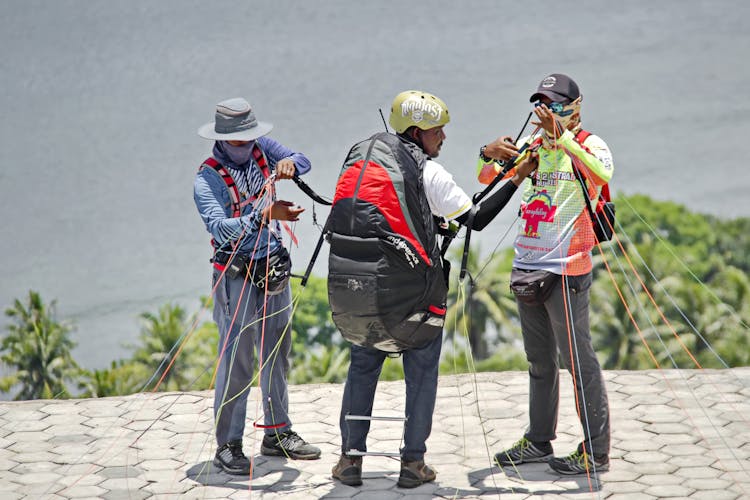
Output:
top-left (401, 96), bottom-right (442, 124)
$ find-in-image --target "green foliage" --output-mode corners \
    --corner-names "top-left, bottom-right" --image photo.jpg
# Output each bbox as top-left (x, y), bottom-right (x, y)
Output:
top-left (3, 194), bottom-right (749, 401)
top-left (712, 217), bottom-right (750, 273)
top-left (379, 355), bottom-right (406, 381)
top-left (440, 341), bottom-right (527, 374)
top-left (128, 303), bottom-right (195, 391)
top-left (185, 320), bottom-right (219, 391)
top-left (617, 194), bottom-right (716, 250)
top-left (444, 244), bottom-right (519, 360)
top-left (290, 275), bottom-right (337, 350)
top-left (78, 302), bottom-right (217, 397)
top-left (0, 291), bottom-right (80, 399)
top-left (589, 194), bottom-right (750, 369)
top-left (289, 345), bottom-right (350, 384)
top-left (78, 360), bottom-right (144, 398)
top-left (441, 193), bottom-right (750, 371)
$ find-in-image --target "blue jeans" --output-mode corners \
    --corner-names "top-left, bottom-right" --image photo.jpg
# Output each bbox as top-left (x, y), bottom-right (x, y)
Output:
top-left (212, 269), bottom-right (292, 446)
top-left (339, 333), bottom-right (442, 462)
top-left (517, 271), bottom-right (610, 456)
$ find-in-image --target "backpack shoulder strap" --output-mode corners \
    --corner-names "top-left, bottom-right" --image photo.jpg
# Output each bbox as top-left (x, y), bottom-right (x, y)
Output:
top-left (251, 143), bottom-right (271, 179)
top-left (574, 129), bottom-right (591, 145)
top-left (199, 158), bottom-right (242, 218)
top-left (599, 183), bottom-right (611, 202)
top-left (570, 129), bottom-right (608, 201)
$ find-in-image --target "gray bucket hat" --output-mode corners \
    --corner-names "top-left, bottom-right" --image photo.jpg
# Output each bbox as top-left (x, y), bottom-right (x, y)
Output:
top-left (198, 97), bottom-right (273, 141)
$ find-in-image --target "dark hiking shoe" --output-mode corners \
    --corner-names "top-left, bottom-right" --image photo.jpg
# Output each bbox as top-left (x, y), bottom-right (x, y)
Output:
top-left (397, 459), bottom-right (436, 488)
top-left (261, 430), bottom-right (321, 460)
top-left (549, 445), bottom-right (609, 475)
top-left (494, 437), bottom-right (553, 466)
top-left (213, 440), bottom-right (251, 475)
top-left (331, 454), bottom-right (363, 486)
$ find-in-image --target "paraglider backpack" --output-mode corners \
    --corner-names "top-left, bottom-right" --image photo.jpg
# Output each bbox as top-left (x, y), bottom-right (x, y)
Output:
top-left (570, 129), bottom-right (615, 243)
top-left (325, 132), bottom-right (448, 353)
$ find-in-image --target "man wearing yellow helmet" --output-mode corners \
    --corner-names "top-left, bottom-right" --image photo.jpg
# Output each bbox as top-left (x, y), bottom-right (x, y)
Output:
top-left (494, 74), bottom-right (614, 476)
top-left (389, 90), bottom-right (534, 229)
top-left (332, 90), bottom-right (538, 488)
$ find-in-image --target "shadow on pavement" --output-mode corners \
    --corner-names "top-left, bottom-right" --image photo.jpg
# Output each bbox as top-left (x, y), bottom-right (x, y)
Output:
top-left (186, 459), bottom-right (303, 493)
top-left (465, 464), bottom-right (604, 495)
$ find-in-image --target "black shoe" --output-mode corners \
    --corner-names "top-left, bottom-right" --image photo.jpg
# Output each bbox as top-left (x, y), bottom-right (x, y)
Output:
top-left (494, 437), bottom-right (553, 466)
top-left (549, 444), bottom-right (609, 475)
top-left (213, 440), bottom-right (251, 475)
top-left (397, 459), bottom-right (436, 488)
top-left (332, 454), bottom-right (363, 486)
top-left (261, 430), bottom-right (321, 460)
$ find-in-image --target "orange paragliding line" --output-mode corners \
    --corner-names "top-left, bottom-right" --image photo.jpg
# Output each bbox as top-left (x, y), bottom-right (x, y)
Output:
top-left (209, 180), bottom-right (274, 390)
top-left (606, 223), bottom-right (703, 368)
top-left (595, 236), bottom-right (750, 494)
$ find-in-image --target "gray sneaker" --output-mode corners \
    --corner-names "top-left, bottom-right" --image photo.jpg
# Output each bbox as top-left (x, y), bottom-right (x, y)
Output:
top-left (494, 437), bottom-right (553, 466)
top-left (213, 440), bottom-right (251, 475)
top-left (261, 430), bottom-right (321, 460)
top-left (332, 454), bottom-right (363, 486)
top-left (549, 445), bottom-right (609, 475)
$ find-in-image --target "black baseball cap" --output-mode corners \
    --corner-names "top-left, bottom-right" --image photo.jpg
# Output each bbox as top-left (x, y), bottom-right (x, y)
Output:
top-left (529, 73), bottom-right (580, 103)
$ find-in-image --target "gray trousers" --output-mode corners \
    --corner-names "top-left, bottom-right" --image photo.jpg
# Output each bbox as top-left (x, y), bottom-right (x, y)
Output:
top-left (517, 271), bottom-right (610, 456)
top-left (212, 269), bottom-right (292, 446)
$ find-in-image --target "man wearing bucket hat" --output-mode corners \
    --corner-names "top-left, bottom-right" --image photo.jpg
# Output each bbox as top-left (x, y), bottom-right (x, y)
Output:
top-left (493, 74), bottom-right (614, 475)
top-left (194, 97), bottom-right (320, 475)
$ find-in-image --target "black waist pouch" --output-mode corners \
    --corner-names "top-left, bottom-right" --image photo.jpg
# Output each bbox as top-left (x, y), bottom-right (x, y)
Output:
top-left (509, 268), bottom-right (560, 305)
top-left (223, 249), bottom-right (291, 295)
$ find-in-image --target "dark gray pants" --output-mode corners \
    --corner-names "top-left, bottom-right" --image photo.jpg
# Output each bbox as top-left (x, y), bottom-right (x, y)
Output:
top-left (212, 269), bottom-right (292, 447)
top-left (339, 333), bottom-right (442, 462)
top-left (517, 271), bottom-right (610, 456)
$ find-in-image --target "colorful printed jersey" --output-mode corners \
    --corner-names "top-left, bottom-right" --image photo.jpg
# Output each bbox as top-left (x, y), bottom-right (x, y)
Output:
top-left (512, 129), bottom-right (614, 276)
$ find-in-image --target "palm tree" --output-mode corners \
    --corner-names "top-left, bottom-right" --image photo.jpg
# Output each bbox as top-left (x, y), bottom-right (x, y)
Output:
top-left (78, 360), bottom-right (142, 397)
top-left (289, 345), bottom-right (350, 384)
top-left (590, 268), bottom-right (643, 369)
top-left (290, 274), bottom-right (338, 350)
top-left (130, 303), bottom-right (195, 392)
top-left (660, 265), bottom-right (750, 368)
top-left (444, 245), bottom-right (519, 360)
top-left (0, 290), bottom-right (80, 400)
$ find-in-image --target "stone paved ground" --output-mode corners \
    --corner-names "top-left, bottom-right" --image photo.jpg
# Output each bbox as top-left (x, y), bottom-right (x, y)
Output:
top-left (1, 369), bottom-right (749, 499)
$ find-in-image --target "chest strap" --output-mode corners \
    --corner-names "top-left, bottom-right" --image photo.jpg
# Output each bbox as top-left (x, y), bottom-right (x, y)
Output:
top-left (199, 145), bottom-right (297, 270)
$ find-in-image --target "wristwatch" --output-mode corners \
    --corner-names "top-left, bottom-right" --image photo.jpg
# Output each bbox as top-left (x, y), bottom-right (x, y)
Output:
top-left (479, 145), bottom-right (492, 163)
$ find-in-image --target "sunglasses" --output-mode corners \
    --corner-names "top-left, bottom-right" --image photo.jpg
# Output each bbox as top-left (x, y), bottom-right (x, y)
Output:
top-left (535, 101), bottom-right (575, 117)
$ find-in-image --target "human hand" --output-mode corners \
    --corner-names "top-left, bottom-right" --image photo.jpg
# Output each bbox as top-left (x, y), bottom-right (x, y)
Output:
top-left (482, 135), bottom-right (519, 162)
top-left (511, 151), bottom-right (538, 186)
top-left (263, 200), bottom-right (305, 221)
top-left (531, 104), bottom-right (562, 137)
top-left (275, 158), bottom-right (297, 180)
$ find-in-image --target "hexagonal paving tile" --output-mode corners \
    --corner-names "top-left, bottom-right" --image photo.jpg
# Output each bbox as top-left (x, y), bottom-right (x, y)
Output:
top-left (2, 370), bottom-right (750, 499)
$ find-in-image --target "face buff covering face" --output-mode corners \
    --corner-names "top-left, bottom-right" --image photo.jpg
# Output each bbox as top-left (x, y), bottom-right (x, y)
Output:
top-left (219, 140), bottom-right (255, 167)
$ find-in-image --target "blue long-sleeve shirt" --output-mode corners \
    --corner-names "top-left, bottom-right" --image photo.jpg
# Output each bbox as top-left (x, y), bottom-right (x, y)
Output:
top-left (194, 136), bottom-right (311, 260)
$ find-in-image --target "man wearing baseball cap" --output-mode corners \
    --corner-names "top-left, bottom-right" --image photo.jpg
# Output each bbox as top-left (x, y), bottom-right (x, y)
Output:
top-left (194, 97), bottom-right (320, 475)
top-left (493, 74), bottom-right (614, 475)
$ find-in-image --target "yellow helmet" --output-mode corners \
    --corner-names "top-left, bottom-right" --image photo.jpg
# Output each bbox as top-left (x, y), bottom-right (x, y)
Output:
top-left (389, 90), bottom-right (450, 134)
